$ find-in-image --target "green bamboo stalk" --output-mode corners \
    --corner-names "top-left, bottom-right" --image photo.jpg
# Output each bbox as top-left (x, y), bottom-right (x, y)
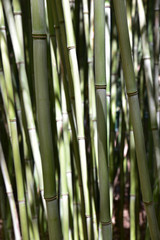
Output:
top-left (21, 0), bottom-right (35, 105)
top-left (130, 124), bottom-right (137, 240)
top-left (89, 1), bottom-right (99, 227)
top-left (46, 1), bottom-right (72, 238)
top-left (0, 171), bottom-right (8, 240)
top-left (78, 1), bottom-right (86, 124)
top-left (130, 3), bottom-right (139, 238)
top-left (59, 131), bottom-right (69, 240)
top-left (0, 64), bottom-right (10, 136)
top-left (105, 0), bottom-right (111, 168)
top-left (30, 0), bottom-right (62, 239)
top-left (0, 111), bottom-right (14, 240)
top-left (2, 0), bottom-right (44, 198)
top-left (60, 0), bottom-right (92, 238)
top-left (14, 92), bottom-right (40, 240)
top-left (112, 0), bottom-right (160, 238)
top-left (73, 161), bottom-right (84, 240)
top-left (139, 62), bottom-right (144, 119)
top-left (80, 0), bottom-right (98, 235)
top-left (119, 69), bottom-right (128, 240)
top-left (94, 0), bottom-right (112, 239)
top-left (52, 0), bottom-right (75, 108)
top-left (110, 16), bottom-right (119, 217)
top-left (61, 81), bottom-right (73, 240)
top-left (147, 0), bottom-right (154, 56)
top-left (0, 140), bottom-right (21, 240)
top-left (47, 1), bottom-right (88, 237)
top-left (12, 0), bottom-right (25, 59)
top-left (0, 2), bottom-right (29, 238)
top-left (137, 0), bottom-right (160, 186)
top-left (154, 0), bottom-right (160, 126)
top-left (49, 21), bottom-right (70, 238)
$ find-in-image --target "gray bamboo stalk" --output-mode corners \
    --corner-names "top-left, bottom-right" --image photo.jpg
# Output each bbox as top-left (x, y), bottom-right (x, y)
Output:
top-left (112, 0), bottom-right (160, 239)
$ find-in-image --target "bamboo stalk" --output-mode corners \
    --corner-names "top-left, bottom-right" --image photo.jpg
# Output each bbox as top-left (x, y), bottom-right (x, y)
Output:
top-left (0, 64), bottom-right (10, 136)
top-left (14, 91), bottom-right (40, 240)
top-left (0, 140), bottom-right (21, 240)
top-left (2, 0), bottom-right (44, 198)
top-left (48, 9), bottom-right (70, 236)
top-left (0, 2), bottom-right (29, 238)
top-left (154, 0), bottom-right (160, 126)
top-left (88, 3), bottom-right (99, 233)
top-left (112, 0), bottom-right (160, 238)
top-left (130, 3), bottom-right (139, 238)
top-left (61, 82), bottom-right (73, 240)
top-left (110, 16), bottom-right (119, 216)
top-left (81, 0), bottom-right (98, 234)
top-left (52, 0), bottom-right (75, 108)
top-left (0, 171), bottom-right (8, 240)
top-left (48, 1), bottom-right (88, 237)
top-left (105, 0), bottom-right (111, 169)
top-left (12, 0), bottom-right (25, 59)
top-left (130, 124), bottom-right (137, 240)
top-left (60, 0), bottom-right (92, 238)
top-left (30, 0), bottom-right (62, 239)
top-left (137, 0), bottom-right (160, 187)
top-left (94, 0), bottom-right (112, 238)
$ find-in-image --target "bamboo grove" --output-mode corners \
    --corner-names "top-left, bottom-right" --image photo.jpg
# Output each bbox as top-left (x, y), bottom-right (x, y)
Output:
top-left (0, 0), bottom-right (160, 239)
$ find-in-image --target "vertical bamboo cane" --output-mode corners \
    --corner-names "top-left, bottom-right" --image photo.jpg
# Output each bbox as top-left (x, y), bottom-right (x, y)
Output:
top-left (2, 0), bottom-right (44, 199)
top-left (0, 140), bottom-right (21, 240)
top-left (48, 1), bottom-right (88, 237)
top-left (30, 0), bottom-right (62, 239)
top-left (94, 0), bottom-right (112, 239)
top-left (60, 0), bottom-right (92, 238)
top-left (154, 0), bottom-right (160, 126)
top-left (112, 0), bottom-right (160, 238)
top-left (137, 0), bottom-right (160, 187)
top-left (0, 2), bottom-right (29, 238)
